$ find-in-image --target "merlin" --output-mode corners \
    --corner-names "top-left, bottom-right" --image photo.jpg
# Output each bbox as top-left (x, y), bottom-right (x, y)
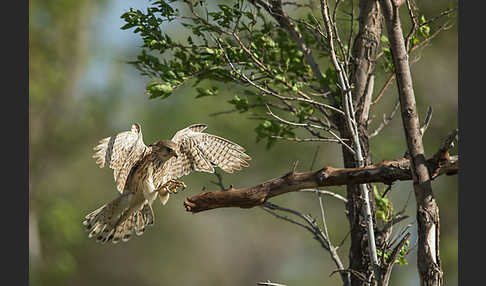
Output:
top-left (83, 123), bottom-right (251, 244)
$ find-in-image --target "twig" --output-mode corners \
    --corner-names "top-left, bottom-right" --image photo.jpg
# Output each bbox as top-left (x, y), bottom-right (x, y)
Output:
top-left (310, 145), bottom-right (321, 171)
top-left (317, 192), bottom-right (331, 244)
top-left (300, 189), bottom-right (348, 203)
top-left (372, 73), bottom-right (395, 105)
top-left (261, 201), bottom-right (348, 284)
top-left (381, 232), bottom-right (412, 285)
top-left (369, 100), bottom-right (400, 138)
top-left (210, 170), bottom-right (226, 191)
top-left (420, 7), bottom-right (457, 27)
top-left (337, 230), bottom-right (351, 249)
top-left (419, 106), bottom-right (433, 135)
top-left (381, 184), bottom-right (392, 198)
top-left (329, 269), bottom-right (370, 285)
top-left (271, 136), bottom-right (343, 143)
top-left (266, 104), bottom-right (355, 154)
top-left (209, 104), bottom-right (267, 117)
top-left (257, 281), bottom-right (287, 286)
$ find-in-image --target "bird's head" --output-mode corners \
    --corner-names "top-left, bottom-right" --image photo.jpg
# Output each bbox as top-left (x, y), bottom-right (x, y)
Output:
top-left (152, 140), bottom-right (179, 161)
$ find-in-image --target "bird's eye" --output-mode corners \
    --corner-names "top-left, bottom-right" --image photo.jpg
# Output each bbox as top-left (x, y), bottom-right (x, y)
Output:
top-left (166, 147), bottom-right (171, 153)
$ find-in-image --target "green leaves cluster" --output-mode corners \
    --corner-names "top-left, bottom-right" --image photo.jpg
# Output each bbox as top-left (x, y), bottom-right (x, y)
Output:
top-left (293, 102), bottom-right (314, 123)
top-left (374, 184), bottom-right (409, 266)
top-left (373, 185), bottom-right (393, 223)
top-left (255, 120), bottom-right (295, 149)
top-left (410, 15), bottom-right (431, 47)
top-left (376, 239), bottom-right (410, 266)
top-left (228, 95), bottom-right (249, 112)
top-left (380, 35), bottom-right (394, 73)
top-left (380, 15), bottom-right (432, 73)
top-left (120, 0), bottom-right (332, 148)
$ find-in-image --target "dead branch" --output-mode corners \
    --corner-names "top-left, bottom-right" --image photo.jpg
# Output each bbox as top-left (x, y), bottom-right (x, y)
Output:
top-left (261, 201), bottom-right (349, 285)
top-left (184, 144), bottom-right (458, 213)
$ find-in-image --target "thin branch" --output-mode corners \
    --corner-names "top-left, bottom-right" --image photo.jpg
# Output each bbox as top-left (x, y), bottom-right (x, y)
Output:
top-left (260, 204), bottom-right (316, 236)
top-left (369, 100), bottom-right (400, 138)
top-left (420, 106), bottom-right (433, 135)
top-left (310, 145), bottom-right (321, 171)
top-left (382, 232), bottom-right (412, 285)
top-left (372, 73), bottom-right (395, 105)
top-left (266, 104), bottom-right (355, 153)
top-left (300, 189), bottom-right (348, 203)
top-left (420, 7), bottom-right (457, 27)
top-left (261, 201), bottom-right (348, 284)
top-left (210, 170), bottom-right (226, 191)
top-left (346, 0), bottom-right (355, 70)
top-left (257, 281), bottom-right (287, 286)
top-left (318, 192), bottom-right (331, 246)
top-left (270, 136), bottom-right (344, 143)
top-left (329, 269), bottom-right (371, 285)
top-left (209, 104), bottom-right (267, 117)
top-left (337, 230), bottom-right (351, 250)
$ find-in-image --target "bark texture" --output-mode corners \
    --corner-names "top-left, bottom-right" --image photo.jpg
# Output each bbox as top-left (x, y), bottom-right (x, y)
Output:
top-left (379, 0), bottom-right (443, 285)
top-left (339, 1), bottom-right (383, 284)
top-left (184, 154), bottom-right (457, 213)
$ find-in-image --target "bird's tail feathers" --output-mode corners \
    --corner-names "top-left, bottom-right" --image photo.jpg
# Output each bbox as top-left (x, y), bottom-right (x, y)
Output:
top-left (83, 197), bottom-right (154, 244)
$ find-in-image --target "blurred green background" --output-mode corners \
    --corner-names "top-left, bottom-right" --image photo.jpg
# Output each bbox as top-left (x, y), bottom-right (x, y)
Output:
top-left (29, 0), bottom-right (457, 285)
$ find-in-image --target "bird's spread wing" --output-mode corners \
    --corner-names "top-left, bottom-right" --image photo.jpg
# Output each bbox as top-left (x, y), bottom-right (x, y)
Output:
top-left (154, 124), bottom-right (251, 186)
top-left (93, 124), bottom-right (148, 193)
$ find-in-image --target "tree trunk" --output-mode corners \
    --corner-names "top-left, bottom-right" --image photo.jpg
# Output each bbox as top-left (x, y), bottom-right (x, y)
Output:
top-left (379, 0), bottom-right (442, 285)
top-left (340, 1), bottom-right (383, 285)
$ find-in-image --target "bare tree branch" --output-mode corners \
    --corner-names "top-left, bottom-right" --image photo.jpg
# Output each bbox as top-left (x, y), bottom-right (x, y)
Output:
top-left (260, 201), bottom-right (349, 285)
top-left (300, 189), bottom-right (348, 203)
top-left (184, 145), bottom-right (458, 213)
top-left (370, 100), bottom-right (400, 138)
top-left (271, 136), bottom-right (344, 143)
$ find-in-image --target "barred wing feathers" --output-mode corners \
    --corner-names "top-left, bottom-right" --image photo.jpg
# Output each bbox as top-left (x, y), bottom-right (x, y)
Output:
top-left (155, 124), bottom-right (251, 185)
top-left (92, 123), bottom-right (148, 193)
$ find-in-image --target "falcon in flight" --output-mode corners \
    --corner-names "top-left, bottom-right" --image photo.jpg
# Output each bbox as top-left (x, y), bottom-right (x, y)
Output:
top-left (83, 123), bottom-right (251, 244)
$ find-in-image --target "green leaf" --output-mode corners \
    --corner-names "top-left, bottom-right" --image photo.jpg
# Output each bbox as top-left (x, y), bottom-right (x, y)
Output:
top-left (146, 80), bottom-right (173, 99)
top-left (228, 95), bottom-right (249, 111)
top-left (195, 87), bottom-right (218, 98)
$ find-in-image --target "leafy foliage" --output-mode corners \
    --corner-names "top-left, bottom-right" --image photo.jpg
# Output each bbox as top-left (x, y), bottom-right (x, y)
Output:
top-left (376, 239), bottom-right (410, 266)
top-left (373, 185), bottom-right (393, 223)
top-left (120, 0), bottom-right (337, 148)
top-left (255, 120), bottom-right (295, 149)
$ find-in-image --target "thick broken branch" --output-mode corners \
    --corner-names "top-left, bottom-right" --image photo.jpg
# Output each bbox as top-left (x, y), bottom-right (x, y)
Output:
top-left (184, 152), bottom-right (457, 213)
